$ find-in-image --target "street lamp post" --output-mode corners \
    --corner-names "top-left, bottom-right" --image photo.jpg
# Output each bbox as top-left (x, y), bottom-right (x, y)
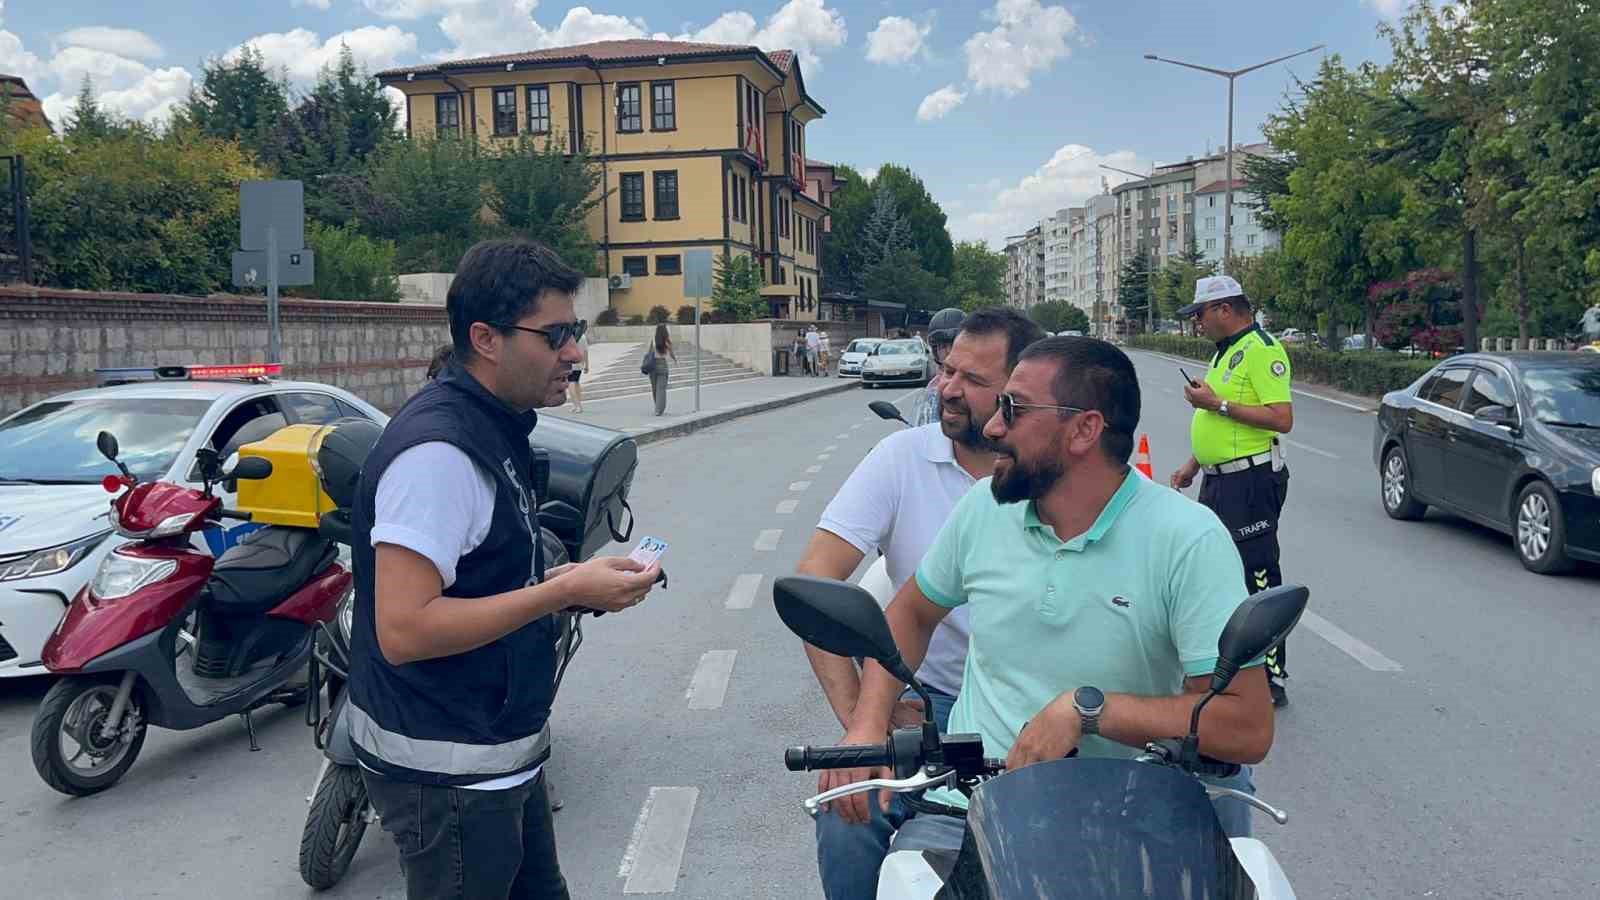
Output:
top-left (1143, 45), bottom-right (1324, 275)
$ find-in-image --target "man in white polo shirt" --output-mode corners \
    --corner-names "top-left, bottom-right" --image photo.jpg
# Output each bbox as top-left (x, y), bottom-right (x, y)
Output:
top-left (796, 307), bottom-right (1045, 900)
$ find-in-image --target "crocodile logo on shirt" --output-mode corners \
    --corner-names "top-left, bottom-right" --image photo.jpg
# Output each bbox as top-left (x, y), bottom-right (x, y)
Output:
top-left (1111, 596), bottom-right (1131, 608)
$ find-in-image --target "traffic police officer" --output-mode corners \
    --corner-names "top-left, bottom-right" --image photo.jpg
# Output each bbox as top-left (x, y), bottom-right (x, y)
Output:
top-left (1169, 275), bottom-right (1295, 706)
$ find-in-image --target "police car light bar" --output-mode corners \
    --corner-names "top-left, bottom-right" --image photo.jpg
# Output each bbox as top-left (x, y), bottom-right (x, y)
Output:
top-left (94, 363), bottom-right (283, 385)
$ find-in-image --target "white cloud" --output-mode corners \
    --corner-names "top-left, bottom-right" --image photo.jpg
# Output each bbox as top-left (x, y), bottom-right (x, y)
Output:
top-left (293, 0), bottom-right (334, 9)
top-left (866, 16), bottom-right (929, 65)
top-left (916, 84), bottom-right (965, 121)
top-left (1362, 0), bottom-right (1409, 16)
top-left (56, 27), bottom-right (164, 61)
top-left (955, 143), bottom-right (1143, 247)
top-left (664, 0), bottom-right (847, 67)
top-left (433, 2), bottom-right (648, 60)
top-left (47, 46), bottom-right (157, 92)
top-left (963, 0), bottom-right (1078, 95)
top-left (678, 11), bottom-right (760, 45)
top-left (363, 0), bottom-right (474, 19)
top-left (231, 26), bottom-right (420, 83)
top-left (41, 66), bottom-right (193, 126)
top-left (0, 29), bottom-right (45, 86)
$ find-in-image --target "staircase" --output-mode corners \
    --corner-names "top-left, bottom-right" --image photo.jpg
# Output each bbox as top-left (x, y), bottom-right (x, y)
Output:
top-left (581, 343), bottom-right (763, 402)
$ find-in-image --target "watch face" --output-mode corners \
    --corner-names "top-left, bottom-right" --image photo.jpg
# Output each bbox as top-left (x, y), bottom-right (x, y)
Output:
top-left (1075, 686), bottom-right (1105, 713)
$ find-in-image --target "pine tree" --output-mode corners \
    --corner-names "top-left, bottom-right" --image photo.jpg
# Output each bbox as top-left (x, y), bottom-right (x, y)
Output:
top-left (1118, 250), bottom-right (1153, 328)
top-left (64, 77), bottom-right (121, 143)
top-left (859, 181), bottom-right (911, 274)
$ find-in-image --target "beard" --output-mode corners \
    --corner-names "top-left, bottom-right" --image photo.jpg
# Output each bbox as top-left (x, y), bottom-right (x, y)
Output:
top-left (990, 448), bottom-right (1065, 505)
top-left (940, 397), bottom-right (1002, 452)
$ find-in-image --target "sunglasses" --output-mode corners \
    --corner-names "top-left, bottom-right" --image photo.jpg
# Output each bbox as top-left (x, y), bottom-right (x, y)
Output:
top-left (495, 319), bottom-right (588, 351)
top-left (997, 392), bottom-right (1086, 427)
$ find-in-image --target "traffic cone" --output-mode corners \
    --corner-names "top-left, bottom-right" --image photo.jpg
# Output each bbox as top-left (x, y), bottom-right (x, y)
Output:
top-left (1135, 434), bottom-right (1154, 480)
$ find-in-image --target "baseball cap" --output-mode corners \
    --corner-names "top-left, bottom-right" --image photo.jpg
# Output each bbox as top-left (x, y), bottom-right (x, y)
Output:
top-left (1177, 275), bottom-right (1247, 318)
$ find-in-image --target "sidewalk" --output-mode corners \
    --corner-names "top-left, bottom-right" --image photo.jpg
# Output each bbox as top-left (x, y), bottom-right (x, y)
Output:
top-left (545, 373), bottom-right (860, 444)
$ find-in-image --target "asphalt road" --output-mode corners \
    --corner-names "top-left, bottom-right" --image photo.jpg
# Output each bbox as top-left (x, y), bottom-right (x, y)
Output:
top-left (0, 353), bottom-right (1595, 899)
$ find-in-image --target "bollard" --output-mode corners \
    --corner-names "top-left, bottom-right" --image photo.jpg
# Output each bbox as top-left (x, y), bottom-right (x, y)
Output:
top-left (1481, 338), bottom-right (1494, 352)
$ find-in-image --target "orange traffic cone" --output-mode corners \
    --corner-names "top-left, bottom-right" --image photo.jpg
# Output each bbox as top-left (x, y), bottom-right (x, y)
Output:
top-left (1135, 434), bottom-right (1154, 480)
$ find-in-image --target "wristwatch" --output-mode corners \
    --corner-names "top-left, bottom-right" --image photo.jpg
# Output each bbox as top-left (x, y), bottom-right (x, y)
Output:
top-left (1218, 400), bottom-right (1231, 418)
top-left (1073, 686), bottom-right (1105, 736)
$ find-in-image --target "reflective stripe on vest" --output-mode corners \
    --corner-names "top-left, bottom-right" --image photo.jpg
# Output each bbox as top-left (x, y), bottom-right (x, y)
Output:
top-left (346, 699), bottom-right (551, 777)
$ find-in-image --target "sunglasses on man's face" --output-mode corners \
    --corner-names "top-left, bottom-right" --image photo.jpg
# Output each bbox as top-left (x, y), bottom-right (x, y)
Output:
top-left (997, 392), bottom-right (1086, 427)
top-left (495, 319), bottom-right (588, 351)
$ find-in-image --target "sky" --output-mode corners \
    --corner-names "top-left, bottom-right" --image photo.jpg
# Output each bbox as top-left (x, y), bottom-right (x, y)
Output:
top-left (0, 0), bottom-right (1405, 248)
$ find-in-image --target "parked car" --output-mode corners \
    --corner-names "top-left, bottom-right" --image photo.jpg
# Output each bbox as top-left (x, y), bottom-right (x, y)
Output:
top-left (836, 338), bottom-right (884, 379)
top-left (1343, 334), bottom-right (1388, 352)
top-left (0, 364), bottom-right (387, 677)
top-left (1373, 353), bottom-right (1600, 573)
top-left (860, 339), bottom-right (934, 389)
top-left (1279, 328), bottom-right (1306, 344)
top-left (1058, 330), bottom-right (1084, 337)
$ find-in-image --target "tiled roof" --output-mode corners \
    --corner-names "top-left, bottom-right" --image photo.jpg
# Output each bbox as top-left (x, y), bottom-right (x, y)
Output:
top-left (1194, 179), bottom-right (1251, 194)
top-left (377, 39), bottom-right (782, 78)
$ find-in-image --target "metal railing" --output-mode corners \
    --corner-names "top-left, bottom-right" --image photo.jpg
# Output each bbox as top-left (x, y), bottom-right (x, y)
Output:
top-left (0, 155), bottom-right (33, 284)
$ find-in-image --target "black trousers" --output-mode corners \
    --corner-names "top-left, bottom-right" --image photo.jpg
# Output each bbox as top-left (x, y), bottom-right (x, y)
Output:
top-left (1199, 463), bottom-right (1291, 680)
top-left (363, 767), bottom-right (570, 900)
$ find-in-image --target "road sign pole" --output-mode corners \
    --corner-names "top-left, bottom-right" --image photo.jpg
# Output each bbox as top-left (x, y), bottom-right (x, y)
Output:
top-left (266, 225), bottom-right (281, 364)
top-left (694, 297), bottom-right (702, 412)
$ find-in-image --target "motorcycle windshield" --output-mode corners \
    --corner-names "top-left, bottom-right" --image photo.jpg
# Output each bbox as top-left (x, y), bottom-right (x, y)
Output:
top-left (943, 758), bottom-right (1256, 900)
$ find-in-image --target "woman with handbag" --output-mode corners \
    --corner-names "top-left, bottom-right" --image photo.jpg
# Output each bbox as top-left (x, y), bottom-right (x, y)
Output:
top-left (643, 324), bottom-right (677, 415)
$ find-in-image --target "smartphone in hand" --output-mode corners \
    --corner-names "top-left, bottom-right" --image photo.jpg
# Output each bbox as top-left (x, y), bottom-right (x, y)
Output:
top-left (1179, 367), bottom-right (1199, 388)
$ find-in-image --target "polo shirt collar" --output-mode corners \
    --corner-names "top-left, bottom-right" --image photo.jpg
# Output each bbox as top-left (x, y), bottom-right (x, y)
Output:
top-left (1024, 469), bottom-right (1140, 551)
top-left (921, 424), bottom-right (958, 465)
top-left (1213, 323), bottom-right (1263, 356)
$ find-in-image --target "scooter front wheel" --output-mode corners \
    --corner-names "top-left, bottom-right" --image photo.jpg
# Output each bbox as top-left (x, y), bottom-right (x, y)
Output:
top-left (31, 676), bottom-right (148, 796)
top-left (299, 763), bottom-right (371, 890)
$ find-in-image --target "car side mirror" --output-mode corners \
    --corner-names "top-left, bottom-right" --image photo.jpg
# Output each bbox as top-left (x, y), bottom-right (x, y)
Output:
top-left (1474, 405), bottom-right (1516, 429)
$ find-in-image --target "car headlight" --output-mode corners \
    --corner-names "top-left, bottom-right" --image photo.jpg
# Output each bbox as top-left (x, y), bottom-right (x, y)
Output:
top-left (0, 531), bottom-right (111, 582)
top-left (89, 550), bottom-right (177, 600)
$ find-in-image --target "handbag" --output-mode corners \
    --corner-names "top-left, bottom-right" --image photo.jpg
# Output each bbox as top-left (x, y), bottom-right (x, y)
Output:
top-left (640, 348), bottom-right (657, 375)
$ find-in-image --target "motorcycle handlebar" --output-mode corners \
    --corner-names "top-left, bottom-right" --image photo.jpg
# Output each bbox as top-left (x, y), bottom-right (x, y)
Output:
top-left (785, 743), bottom-right (893, 772)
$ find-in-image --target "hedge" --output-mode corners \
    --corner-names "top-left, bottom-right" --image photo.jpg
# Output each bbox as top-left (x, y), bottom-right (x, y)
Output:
top-left (1129, 335), bottom-right (1438, 398)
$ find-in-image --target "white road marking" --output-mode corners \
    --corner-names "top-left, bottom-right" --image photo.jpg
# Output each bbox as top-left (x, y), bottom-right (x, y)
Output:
top-left (1300, 610), bottom-right (1404, 672)
top-left (824, 444), bottom-right (838, 451)
top-left (836, 432), bottom-right (851, 438)
top-left (1291, 387), bottom-right (1371, 412)
top-left (685, 650), bottom-right (738, 709)
top-left (818, 453), bottom-right (832, 460)
top-left (892, 387), bottom-right (924, 404)
top-left (789, 481), bottom-right (812, 492)
top-left (851, 424), bottom-right (863, 430)
top-left (619, 787), bottom-right (699, 893)
top-left (754, 529), bottom-right (782, 551)
top-left (724, 573), bottom-right (762, 610)
top-left (775, 499), bottom-right (799, 515)
top-left (805, 464), bottom-right (822, 474)
top-left (1280, 437), bottom-right (1339, 459)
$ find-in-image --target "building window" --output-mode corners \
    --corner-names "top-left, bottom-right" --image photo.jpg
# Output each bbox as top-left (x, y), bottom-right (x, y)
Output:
top-left (653, 171), bottom-right (679, 219)
top-left (651, 81), bottom-right (676, 131)
top-left (1247, 233), bottom-right (1259, 247)
top-left (436, 94), bottom-right (460, 135)
top-left (620, 172), bottom-right (645, 221)
top-left (493, 87), bottom-right (517, 136)
top-left (622, 256), bottom-right (649, 277)
top-left (527, 85), bottom-right (550, 134)
top-left (1207, 195), bottom-right (1216, 207)
top-left (656, 254), bottom-right (682, 276)
top-left (617, 83), bottom-right (642, 132)
top-left (1205, 217), bottom-right (1216, 229)
top-left (1205, 238), bottom-right (1218, 250)
top-left (779, 197), bottom-right (790, 237)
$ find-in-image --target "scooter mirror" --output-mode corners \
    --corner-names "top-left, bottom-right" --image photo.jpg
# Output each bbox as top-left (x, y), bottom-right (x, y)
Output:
top-left (1211, 584), bottom-right (1309, 694)
top-left (97, 431), bottom-right (120, 462)
top-left (228, 456), bottom-right (275, 482)
top-left (868, 401), bottom-right (907, 425)
top-left (775, 575), bottom-right (907, 675)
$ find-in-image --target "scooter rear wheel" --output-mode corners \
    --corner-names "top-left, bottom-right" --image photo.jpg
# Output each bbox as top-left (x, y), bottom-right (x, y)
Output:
top-left (31, 676), bottom-right (148, 796)
top-left (299, 763), bottom-right (370, 890)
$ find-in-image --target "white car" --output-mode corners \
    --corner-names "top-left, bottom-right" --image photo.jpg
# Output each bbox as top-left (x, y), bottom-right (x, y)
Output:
top-left (861, 339), bottom-right (934, 389)
top-left (836, 338), bottom-right (884, 378)
top-left (0, 364), bottom-right (386, 678)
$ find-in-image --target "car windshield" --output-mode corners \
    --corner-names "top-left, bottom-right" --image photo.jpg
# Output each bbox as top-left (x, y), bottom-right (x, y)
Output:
top-left (875, 341), bottom-right (921, 356)
top-left (1523, 366), bottom-right (1600, 427)
top-left (845, 340), bottom-right (878, 354)
top-left (0, 398), bottom-right (211, 483)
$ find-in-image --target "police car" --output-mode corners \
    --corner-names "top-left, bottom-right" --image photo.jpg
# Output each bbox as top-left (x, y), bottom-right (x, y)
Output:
top-left (0, 363), bottom-right (387, 677)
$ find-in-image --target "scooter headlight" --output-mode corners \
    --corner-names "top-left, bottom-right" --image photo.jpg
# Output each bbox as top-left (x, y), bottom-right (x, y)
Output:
top-left (89, 549), bottom-right (177, 600)
top-left (337, 590), bottom-right (355, 643)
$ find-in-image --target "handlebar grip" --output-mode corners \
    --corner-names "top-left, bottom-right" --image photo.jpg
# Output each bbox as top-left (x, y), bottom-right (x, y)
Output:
top-left (785, 744), bottom-right (892, 772)
top-left (219, 509), bottom-right (252, 521)
top-left (1193, 755), bottom-right (1241, 779)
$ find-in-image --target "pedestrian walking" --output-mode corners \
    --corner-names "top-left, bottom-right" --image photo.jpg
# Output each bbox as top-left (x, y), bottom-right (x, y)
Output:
top-left (791, 331), bottom-right (808, 376)
top-left (349, 238), bottom-right (662, 900)
top-left (647, 323), bottom-right (677, 415)
top-left (806, 326), bottom-right (823, 377)
top-left (818, 330), bottom-right (832, 376)
top-left (568, 329), bottom-right (589, 413)
top-left (1168, 275), bottom-right (1295, 707)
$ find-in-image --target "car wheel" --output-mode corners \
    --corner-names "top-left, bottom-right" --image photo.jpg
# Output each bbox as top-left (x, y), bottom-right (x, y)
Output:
top-left (1514, 481), bottom-right (1573, 574)
top-left (1380, 445), bottom-right (1427, 521)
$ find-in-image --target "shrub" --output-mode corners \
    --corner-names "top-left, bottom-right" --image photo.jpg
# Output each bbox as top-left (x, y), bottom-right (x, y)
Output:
top-left (647, 305), bottom-right (671, 324)
top-left (1129, 335), bottom-right (1437, 397)
top-left (595, 308), bottom-right (620, 325)
top-left (301, 221), bottom-right (400, 301)
top-left (625, 314), bottom-right (646, 326)
top-left (676, 305), bottom-right (696, 325)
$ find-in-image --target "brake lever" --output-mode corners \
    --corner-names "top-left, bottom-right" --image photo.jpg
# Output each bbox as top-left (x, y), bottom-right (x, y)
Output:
top-left (802, 767), bottom-right (955, 817)
top-left (1205, 787), bottom-right (1289, 825)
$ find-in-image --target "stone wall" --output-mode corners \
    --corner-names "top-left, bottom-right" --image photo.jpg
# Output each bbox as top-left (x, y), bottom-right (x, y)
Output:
top-left (591, 322), bottom-right (776, 375)
top-left (0, 286), bottom-right (449, 417)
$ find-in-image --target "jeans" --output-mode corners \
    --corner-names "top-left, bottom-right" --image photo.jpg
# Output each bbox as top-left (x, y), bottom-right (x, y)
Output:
top-left (362, 768), bottom-right (569, 900)
top-left (815, 686), bottom-right (956, 900)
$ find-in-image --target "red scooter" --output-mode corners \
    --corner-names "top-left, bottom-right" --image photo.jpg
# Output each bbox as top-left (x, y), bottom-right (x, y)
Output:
top-left (30, 430), bottom-right (350, 795)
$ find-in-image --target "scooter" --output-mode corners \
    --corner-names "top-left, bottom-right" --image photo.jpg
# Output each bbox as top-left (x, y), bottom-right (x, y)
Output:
top-left (31, 431), bottom-right (349, 796)
top-left (774, 575), bottom-right (1304, 900)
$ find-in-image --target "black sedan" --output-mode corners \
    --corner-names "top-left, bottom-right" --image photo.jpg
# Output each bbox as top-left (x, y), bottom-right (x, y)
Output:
top-left (1374, 353), bottom-right (1600, 573)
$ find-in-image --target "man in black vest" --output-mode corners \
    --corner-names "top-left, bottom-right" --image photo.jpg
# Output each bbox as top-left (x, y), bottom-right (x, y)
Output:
top-left (348, 239), bottom-right (661, 899)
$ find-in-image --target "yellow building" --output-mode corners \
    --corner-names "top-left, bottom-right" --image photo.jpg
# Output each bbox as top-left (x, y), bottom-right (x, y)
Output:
top-left (378, 39), bottom-right (828, 321)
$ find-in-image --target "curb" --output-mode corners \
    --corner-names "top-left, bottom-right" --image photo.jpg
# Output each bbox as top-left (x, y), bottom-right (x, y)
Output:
top-left (627, 380), bottom-right (861, 446)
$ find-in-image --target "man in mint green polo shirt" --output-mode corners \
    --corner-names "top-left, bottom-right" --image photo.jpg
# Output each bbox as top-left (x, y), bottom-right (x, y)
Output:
top-left (828, 336), bottom-right (1274, 852)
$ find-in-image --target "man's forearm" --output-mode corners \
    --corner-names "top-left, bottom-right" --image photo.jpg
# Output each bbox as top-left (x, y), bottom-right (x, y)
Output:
top-left (848, 600), bottom-right (939, 735)
top-left (804, 645), bottom-right (862, 729)
top-left (1224, 402), bottom-right (1292, 434)
top-left (1091, 682), bottom-right (1272, 764)
top-left (381, 580), bottom-right (572, 665)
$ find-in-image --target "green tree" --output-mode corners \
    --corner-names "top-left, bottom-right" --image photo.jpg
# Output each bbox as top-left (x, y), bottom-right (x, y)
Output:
top-left (863, 248), bottom-right (949, 314)
top-left (819, 163), bottom-right (872, 296)
top-left (484, 134), bottom-right (605, 274)
top-left (63, 77), bottom-right (123, 143)
top-left (343, 135), bottom-right (487, 272)
top-left (178, 46), bottom-right (291, 161)
top-left (298, 221), bottom-right (400, 301)
top-left (950, 240), bottom-right (1006, 310)
top-left (1028, 301), bottom-right (1089, 334)
top-left (1118, 250), bottom-right (1154, 329)
top-left (711, 252), bottom-right (765, 322)
top-left (859, 180), bottom-right (911, 272)
top-left (271, 45), bottom-right (400, 222)
top-left (873, 164), bottom-right (955, 278)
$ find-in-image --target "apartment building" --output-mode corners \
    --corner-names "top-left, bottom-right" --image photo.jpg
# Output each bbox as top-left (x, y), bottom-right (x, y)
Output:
top-left (378, 39), bottom-right (827, 320)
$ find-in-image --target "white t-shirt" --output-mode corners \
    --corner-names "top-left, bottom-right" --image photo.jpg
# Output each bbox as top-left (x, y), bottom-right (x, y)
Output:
top-left (817, 423), bottom-right (979, 696)
top-left (806, 331), bottom-right (821, 351)
top-left (820, 334), bottom-right (831, 353)
top-left (370, 441), bottom-right (541, 791)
